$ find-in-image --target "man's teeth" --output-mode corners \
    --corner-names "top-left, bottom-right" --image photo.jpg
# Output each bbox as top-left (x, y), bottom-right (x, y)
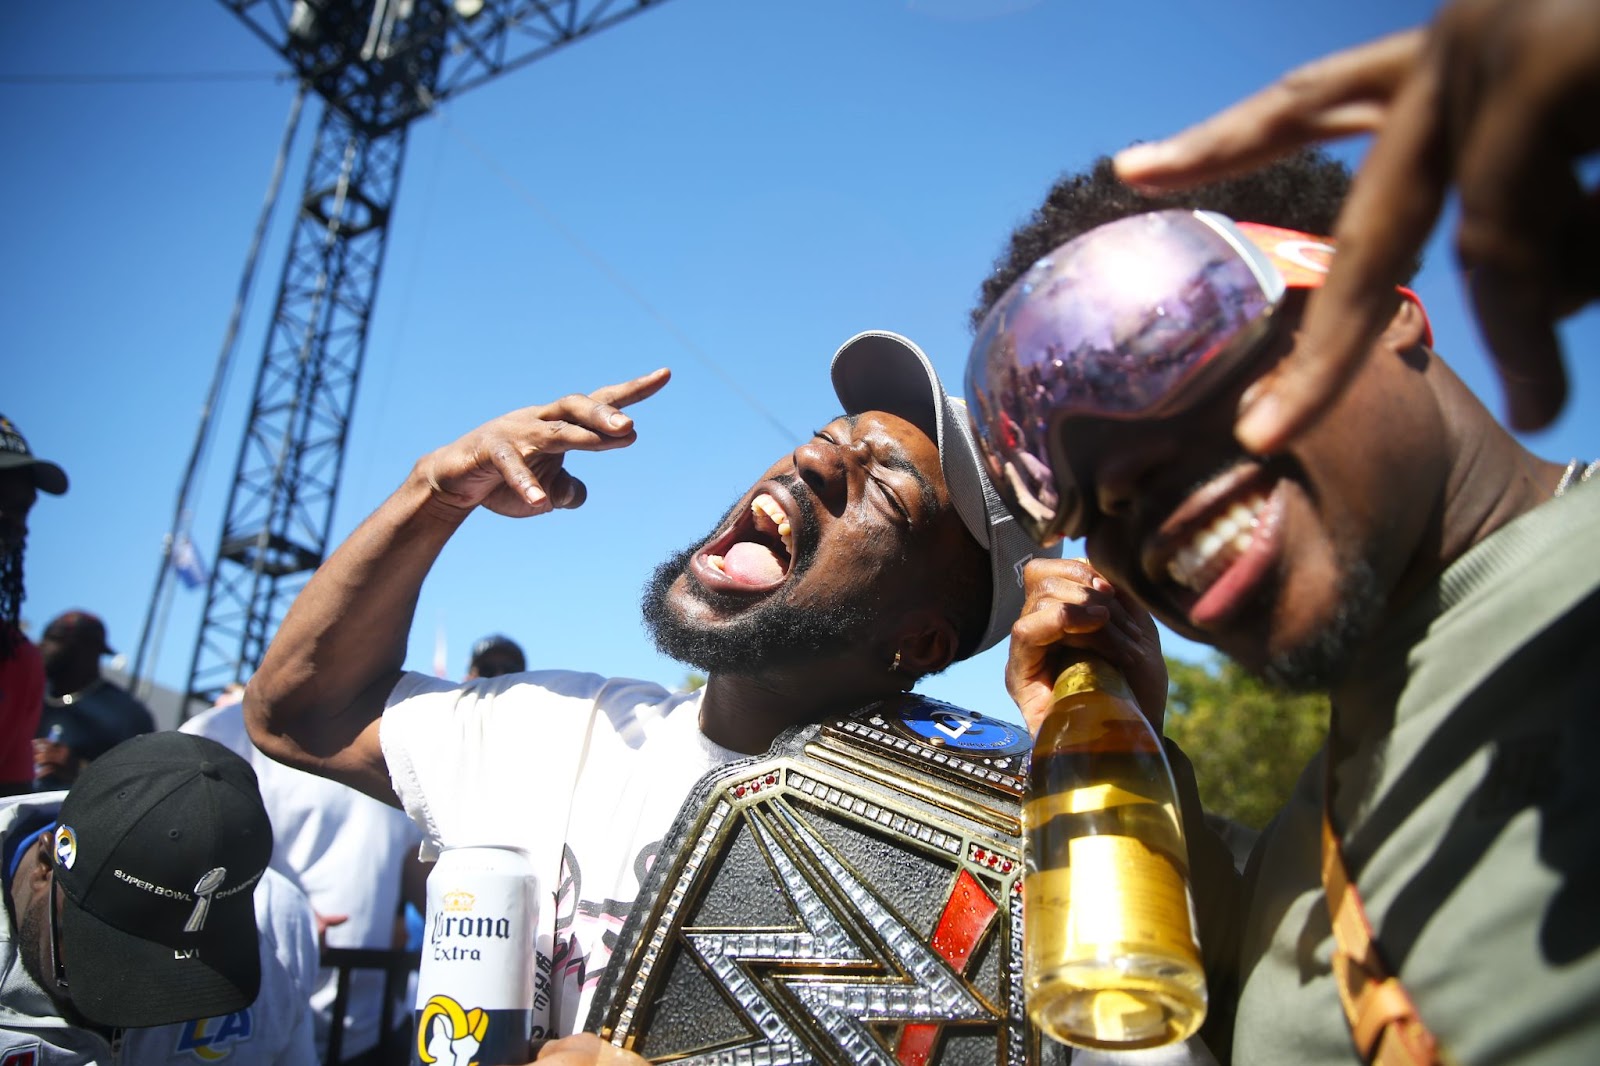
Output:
top-left (1167, 496), bottom-right (1266, 591)
top-left (751, 493), bottom-right (794, 558)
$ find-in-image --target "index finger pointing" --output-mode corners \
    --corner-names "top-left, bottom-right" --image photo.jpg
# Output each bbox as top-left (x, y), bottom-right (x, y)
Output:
top-left (591, 367), bottom-right (672, 415)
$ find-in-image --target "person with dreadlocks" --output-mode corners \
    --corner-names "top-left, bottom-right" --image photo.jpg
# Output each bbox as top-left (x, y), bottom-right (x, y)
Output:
top-left (0, 415), bottom-right (67, 797)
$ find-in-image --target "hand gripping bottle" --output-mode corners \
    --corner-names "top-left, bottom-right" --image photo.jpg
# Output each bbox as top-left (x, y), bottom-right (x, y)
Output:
top-left (1023, 655), bottom-right (1207, 1050)
top-left (413, 845), bottom-right (537, 1066)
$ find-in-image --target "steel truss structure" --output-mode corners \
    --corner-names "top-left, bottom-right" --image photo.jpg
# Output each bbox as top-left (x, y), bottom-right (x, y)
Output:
top-left (176, 0), bottom-right (667, 706)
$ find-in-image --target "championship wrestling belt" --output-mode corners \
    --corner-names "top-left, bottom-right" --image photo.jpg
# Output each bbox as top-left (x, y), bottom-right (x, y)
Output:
top-left (589, 693), bottom-right (1066, 1066)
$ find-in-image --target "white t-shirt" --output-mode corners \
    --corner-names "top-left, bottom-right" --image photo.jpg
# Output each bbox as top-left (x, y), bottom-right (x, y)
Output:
top-left (380, 670), bottom-right (743, 1038)
top-left (182, 703), bottom-right (425, 1057)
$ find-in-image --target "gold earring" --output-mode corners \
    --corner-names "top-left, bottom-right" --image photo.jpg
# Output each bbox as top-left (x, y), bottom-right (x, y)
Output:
top-left (890, 650), bottom-right (902, 673)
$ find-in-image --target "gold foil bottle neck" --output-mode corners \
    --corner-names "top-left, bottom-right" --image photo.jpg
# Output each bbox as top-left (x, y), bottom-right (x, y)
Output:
top-left (1051, 655), bottom-right (1135, 704)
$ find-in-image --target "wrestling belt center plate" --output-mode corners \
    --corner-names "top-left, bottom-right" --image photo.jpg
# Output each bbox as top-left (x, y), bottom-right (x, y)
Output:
top-left (589, 693), bottom-right (1066, 1066)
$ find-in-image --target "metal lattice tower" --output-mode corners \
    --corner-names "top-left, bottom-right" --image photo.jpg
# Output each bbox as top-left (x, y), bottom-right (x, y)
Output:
top-left (155, 0), bottom-right (670, 709)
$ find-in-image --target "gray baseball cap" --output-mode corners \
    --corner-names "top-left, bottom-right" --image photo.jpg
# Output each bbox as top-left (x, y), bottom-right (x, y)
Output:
top-left (831, 330), bottom-right (1058, 657)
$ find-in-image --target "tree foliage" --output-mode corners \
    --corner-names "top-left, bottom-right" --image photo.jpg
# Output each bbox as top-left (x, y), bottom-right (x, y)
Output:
top-left (1163, 655), bottom-right (1329, 830)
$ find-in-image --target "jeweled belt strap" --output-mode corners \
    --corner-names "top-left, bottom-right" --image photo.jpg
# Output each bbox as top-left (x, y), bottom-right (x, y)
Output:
top-left (1321, 747), bottom-right (1440, 1066)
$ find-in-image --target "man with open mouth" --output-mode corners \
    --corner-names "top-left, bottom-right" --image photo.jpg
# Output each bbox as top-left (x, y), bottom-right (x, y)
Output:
top-left (240, 332), bottom-right (1049, 1047)
top-left (967, 150), bottom-right (1600, 1065)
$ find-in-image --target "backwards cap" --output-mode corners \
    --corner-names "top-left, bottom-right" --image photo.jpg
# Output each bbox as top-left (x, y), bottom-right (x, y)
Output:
top-left (831, 330), bottom-right (1059, 657)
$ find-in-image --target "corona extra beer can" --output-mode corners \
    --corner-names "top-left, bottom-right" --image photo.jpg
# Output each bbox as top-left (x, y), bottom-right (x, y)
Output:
top-left (413, 845), bottom-right (537, 1066)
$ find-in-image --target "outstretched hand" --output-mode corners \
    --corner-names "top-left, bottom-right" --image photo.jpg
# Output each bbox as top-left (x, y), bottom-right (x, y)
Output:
top-left (416, 369), bottom-right (672, 518)
top-left (1116, 0), bottom-right (1600, 449)
top-left (1006, 558), bottom-right (1167, 737)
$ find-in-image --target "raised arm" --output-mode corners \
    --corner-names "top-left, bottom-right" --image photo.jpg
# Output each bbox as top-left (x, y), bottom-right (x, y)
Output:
top-left (244, 369), bottom-right (671, 802)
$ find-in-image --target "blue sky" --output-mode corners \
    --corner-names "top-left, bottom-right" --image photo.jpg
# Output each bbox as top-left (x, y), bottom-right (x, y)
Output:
top-left (6, 0), bottom-right (1597, 724)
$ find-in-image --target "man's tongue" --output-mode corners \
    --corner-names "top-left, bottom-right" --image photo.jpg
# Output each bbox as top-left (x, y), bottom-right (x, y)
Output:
top-left (723, 541), bottom-right (785, 585)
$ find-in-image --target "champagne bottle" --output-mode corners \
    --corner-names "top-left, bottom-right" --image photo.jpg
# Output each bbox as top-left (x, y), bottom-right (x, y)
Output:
top-left (1022, 654), bottom-right (1207, 1050)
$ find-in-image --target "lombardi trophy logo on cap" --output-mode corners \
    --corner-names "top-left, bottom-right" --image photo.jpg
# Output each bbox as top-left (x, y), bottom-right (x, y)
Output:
top-left (185, 868), bottom-right (228, 933)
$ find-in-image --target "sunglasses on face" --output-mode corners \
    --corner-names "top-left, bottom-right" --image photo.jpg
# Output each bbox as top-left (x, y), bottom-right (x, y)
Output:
top-left (963, 209), bottom-right (1427, 547)
top-left (49, 868), bottom-right (68, 990)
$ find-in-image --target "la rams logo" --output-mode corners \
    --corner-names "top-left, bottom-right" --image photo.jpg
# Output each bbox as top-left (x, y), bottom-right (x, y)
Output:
top-left (416, 994), bottom-right (488, 1066)
top-left (900, 708), bottom-right (1026, 752)
top-left (54, 827), bottom-right (77, 870)
top-left (176, 1010), bottom-right (253, 1060)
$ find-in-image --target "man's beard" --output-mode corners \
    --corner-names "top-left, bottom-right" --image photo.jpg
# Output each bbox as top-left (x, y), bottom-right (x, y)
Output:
top-left (640, 486), bottom-right (881, 676)
top-left (17, 898), bottom-right (92, 1029)
top-left (1260, 555), bottom-right (1384, 692)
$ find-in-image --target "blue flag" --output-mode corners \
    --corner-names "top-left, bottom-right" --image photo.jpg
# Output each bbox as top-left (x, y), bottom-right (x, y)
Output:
top-left (172, 533), bottom-right (209, 590)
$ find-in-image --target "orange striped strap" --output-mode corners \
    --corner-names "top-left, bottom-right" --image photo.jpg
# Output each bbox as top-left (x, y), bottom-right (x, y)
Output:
top-left (1321, 797), bottom-right (1441, 1065)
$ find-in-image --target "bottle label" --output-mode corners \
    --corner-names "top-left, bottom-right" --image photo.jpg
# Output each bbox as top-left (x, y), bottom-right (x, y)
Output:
top-left (1025, 783), bottom-right (1173, 822)
top-left (1066, 835), bottom-right (1198, 959)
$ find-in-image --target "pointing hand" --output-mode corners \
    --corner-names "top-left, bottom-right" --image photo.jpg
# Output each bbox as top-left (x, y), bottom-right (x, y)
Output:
top-left (416, 369), bottom-right (672, 518)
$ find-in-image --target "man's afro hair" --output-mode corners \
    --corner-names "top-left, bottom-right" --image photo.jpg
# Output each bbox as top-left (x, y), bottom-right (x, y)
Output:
top-left (971, 147), bottom-right (1419, 330)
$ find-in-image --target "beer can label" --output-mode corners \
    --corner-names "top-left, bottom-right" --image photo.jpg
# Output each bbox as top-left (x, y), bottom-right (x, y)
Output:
top-left (414, 846), bottom-right (537, 1066)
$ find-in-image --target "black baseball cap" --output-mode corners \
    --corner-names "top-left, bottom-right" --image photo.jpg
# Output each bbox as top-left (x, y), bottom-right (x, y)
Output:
top-left (44, 611), bottom-right (115, 657)
top-left (52, 732), bottom-right (272, 1027)
top-left (0, 414), bottom-right (68, 495)
top-left (470, 634), bottom-right (525, 664)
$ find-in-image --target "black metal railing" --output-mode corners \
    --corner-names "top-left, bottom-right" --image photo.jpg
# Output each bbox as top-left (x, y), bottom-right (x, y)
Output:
top-left (321, 947), bottom-right (421, 1065)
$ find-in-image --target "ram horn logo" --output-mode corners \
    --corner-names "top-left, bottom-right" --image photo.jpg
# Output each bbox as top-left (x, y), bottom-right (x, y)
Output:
top-left (416, 994), bottom-right (489, 1066)
top-left (54, 827), bottom-right (77, 870)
